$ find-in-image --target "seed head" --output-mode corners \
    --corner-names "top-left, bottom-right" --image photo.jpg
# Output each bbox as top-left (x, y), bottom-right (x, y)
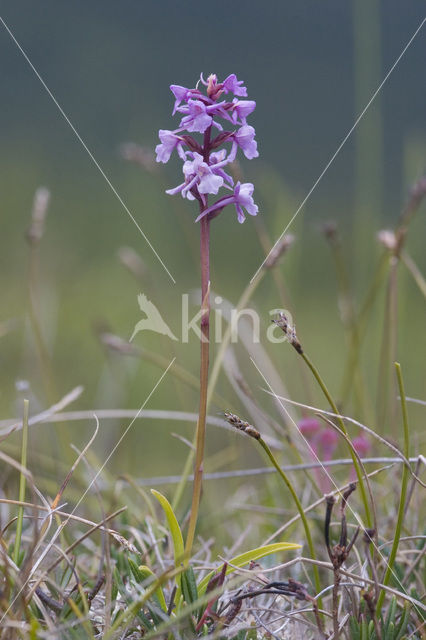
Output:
top-left (263, 234), bottom-right (295, 269)
top-left (223, 411), bottom-right (260, 440)
top-left (272, 312), bottom-right (303, 354)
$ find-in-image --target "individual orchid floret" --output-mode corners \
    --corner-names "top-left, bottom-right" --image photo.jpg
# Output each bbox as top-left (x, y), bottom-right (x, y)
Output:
top-left (232, 181), bottom-right (258, 223)
top-left (229, 99), bottom-right (256, 124)
top-left (166, 152), bottom-right (224, 200)
top-left (170, 84), bottom-right (201, 114)
top-left (178, 100), bottom-right (226, 133)
top-left (222, 73), bottom-right (248, 97)
top-left (155, 130), bottom-right (186, 163)
top-left (209, 150), bottom-right (234, 186)
top-left (196, 181), bottom-right (258, 224)
top-left (178, 100), bottom-right (214, 133)
top-left (232, 125), bottom-right (259, 159)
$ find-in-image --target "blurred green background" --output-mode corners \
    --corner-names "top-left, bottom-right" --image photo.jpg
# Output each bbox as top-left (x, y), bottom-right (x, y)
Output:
top-left (1, 2), bottom-right (425, 490)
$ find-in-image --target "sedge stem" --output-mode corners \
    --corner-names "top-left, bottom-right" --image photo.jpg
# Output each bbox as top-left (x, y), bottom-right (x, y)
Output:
top-left (13, 399), bottom-right (29, 565)
top-left (257, 436), bottom-right (322, 605)
top-left (376, 362), bottom-right (410, 611)
top-left (301, 352), bottom-right (373, 528)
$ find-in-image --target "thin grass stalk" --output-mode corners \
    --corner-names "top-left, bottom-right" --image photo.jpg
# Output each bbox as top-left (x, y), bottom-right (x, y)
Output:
top-left (27, 251), bottom-right (55, 404)
top-left (340, 252), bottom-right (388, 408)
top-left (13, 399), bottom-right (29, 566)
top-left (207, 272), bottom-right (265, 408)
top-left (300, 352), bottom-right (373, 528)
top-left (377, 255), bottom-right (399, 436)
top-left (27, 193), bottom-right (72, 461)
top-left (256, 437), bottom-right (322, 605)
top-left (352, 0), bottom-right (383, 282)
top-left (400, 251), bottom-right (426, 299)
top-left (376, 362), bottom-right (410, 611)
top-left (185, 212), bottom-right (210, 557)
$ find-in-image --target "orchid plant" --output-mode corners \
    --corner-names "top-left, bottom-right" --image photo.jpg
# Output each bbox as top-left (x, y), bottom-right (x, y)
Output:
top-left (156, 73), bottom-right (259, 554)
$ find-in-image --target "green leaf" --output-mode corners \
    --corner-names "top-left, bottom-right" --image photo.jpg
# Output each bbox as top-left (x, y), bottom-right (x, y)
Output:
top-left (181, 566), bottom-right (198, 605)
top-left (385, 596), bottom-right (397, 634)
top-left (197, 542), bottom-right (301, 594)
top-left (134, 564), bottom-right (168, 613)
top-left (349, 616), bottom-right (361, 640)
top-left (112, 566), bottom-right (153, 630)
top-left (151, 489), bottom-right (186, 570)
top-left (246, 626), bottom-right (258, 640)
top-left (395, 604), bottom-right (411, 640)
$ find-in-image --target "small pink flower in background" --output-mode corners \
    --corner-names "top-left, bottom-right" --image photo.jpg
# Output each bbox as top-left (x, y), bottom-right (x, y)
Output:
top-left (352, 434), bottom-right (370, 457)
top-left (350, 434), bottom-right (371, 481)
top-left (297, 418), bottom-right (339, 493)
top-left (298, 417), bottom-right (321, 437)
top-left (318, 428), bottom-right (339, 461)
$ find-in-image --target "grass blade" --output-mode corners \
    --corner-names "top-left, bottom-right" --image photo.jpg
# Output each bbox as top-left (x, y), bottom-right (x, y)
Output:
top-left (13, 398), bottom-right (29, 566)
top-left (197, 541), bottom-right (301, 594)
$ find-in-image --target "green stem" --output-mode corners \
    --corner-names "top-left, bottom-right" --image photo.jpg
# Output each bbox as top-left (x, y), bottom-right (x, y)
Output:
top-left (301, 352), bottom-right (372, 528)
top-left (377, 256), bottom-right (399, 437)
top-left (401, 250), bottom-right (426, 300)
top-left (376, 363), bottom-right (410, 611)
top-left (173, 270), bottom-right (266, 512)
top-left (330, 238), bottom-right (371, 423)
top-left (257, 437), bottom-right (322, 605)
top-left (185, 214), bottom-right (210, 557)
top-left (340, 252), bottom-right (388, 408)
top-left (13, 399), bottom-right (29, 566)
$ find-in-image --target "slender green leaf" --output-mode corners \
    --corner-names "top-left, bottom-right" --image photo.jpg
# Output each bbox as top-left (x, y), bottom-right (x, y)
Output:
top-left (151, 489), bottom-right (186, 569)
top-left (360, 617), bottom-right (368, 640)
top-left (197, 542), bottom-right (301, 594)
top-left (349, 616), bottom-right (361, 640)
top-left (13, 399), bottom-right (29, 565)
top-left (385, 596), bottom-right (397, 634)
top-left (181, 566), bottom-right (198, 605)
top-left (134, 563), bottom-right (168, 613)
top-left (395, 604), bottom-right (410, 640)
top-left (113, 566), bottom-right (153, 630)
